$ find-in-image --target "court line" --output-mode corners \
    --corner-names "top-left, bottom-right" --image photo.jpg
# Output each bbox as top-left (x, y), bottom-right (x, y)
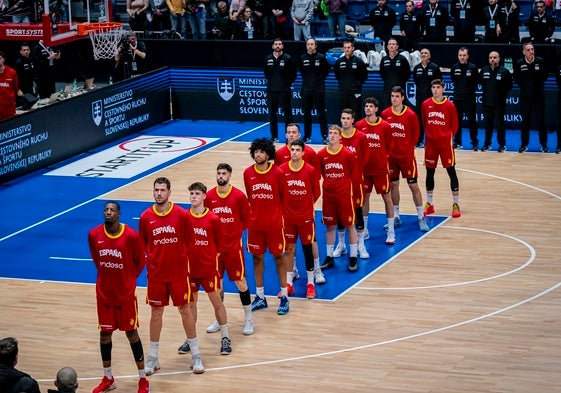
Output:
top-left (0, 121), bottom-right (269, 243)
top-left (355, 226), bottom-right (537, 291)
top-left (49, 257), bottom-right (93, 262)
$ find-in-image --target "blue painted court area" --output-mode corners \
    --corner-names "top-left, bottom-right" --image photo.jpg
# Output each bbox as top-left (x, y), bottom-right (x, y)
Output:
top-left (0, 119), bottom-right (448, 301)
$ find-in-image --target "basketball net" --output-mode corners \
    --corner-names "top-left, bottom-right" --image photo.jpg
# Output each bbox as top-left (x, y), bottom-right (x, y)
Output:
top-left (88, 25), bottom-right (124, 60)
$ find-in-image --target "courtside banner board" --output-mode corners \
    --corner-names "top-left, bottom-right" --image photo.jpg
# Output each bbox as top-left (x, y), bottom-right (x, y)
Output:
top-left (46, 136), bottom-right (217, 178)
top-left (0, 69), bottom-right (169, 184)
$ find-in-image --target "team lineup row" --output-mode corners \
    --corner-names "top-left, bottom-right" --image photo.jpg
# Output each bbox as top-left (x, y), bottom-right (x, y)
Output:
top-left (85, 78), bottom-right (461, 393)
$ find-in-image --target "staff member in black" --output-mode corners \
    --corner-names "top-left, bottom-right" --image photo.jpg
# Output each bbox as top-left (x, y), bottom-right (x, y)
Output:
top-left (412, 47), bottom-right (441, 146)
top-left (555, 61), bottom-right (561, 154)
top-left (32, 40), bottom-right (60, 99)
top-left (420, 0), bottom-right (449, 42)
top-left (513, 42), bottom-right (548, 153)
top-left (450, 0), bottom-right (476, 43)
top-left (369, 0), bottom-right (397, 44)
top-left (379, 37), bottom-right (411, 110)
top-left (334, 40), bottom-right (368, 122)
top-left (450, 47), bottom-right (479, 150)
top-left (480, 51), bottom-right (512, 153)
top-left (400, 1), bottom-right (422, 51)
top-left (298, 37), bottom-right (329, 144)
top-left (264, 38), bottom-right (297, 143)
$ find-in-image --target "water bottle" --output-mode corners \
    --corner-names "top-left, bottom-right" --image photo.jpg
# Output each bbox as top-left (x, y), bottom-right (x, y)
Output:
top-left (109, 76), bottom-right (113, 85)
top-left (72, 79), bottom-right (78, 96)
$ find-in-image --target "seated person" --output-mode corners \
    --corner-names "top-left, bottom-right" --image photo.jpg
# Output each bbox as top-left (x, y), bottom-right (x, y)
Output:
top-left (0, 337), bottom-right (40, 393)
top-left (47, 367), bottom-right (79, 393)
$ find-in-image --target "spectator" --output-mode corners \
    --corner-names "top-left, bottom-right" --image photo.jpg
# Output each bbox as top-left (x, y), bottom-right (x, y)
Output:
top-left (298, 37), bottom-right (330, 143)
top-left (14, 43), bottom-right (35, 99)
top-left (264, 38), bottom-right (297, 142)
top-left (48, 367), bottom-right (78, 393)
top-left (479, 50), bottom-right (513, 152)
top-left (246, 0), bottom-right (271, 39)
top-left (369, 0), bottom-right (397, 44)
top-left (324, 0), bottom-right (347, 37)
top-left (379, 37), bottom-right (411, 110)
top-left (185, 0), bottom-right (208, 40)
top-left (9, 0), bottom-right (32, 22)
top-left (400, 0), bottom-right (422, 51)
top-left (450, 47), bottom-right (479, 150)
top-left (450, 0), bottom-right (476, 42)
top-left (166, 0), bottom-right (186, 37)
top-left (234, 7), bottom-right (262, 39)
top-left (482, 0), bottom-right (505, 43)
top-left (501, 0), bottom-right (520, 43)
top-left (229, 0), bottom-right (246, 21)
top-left (528, 0), bottom-right (555, 42)
top-left (513, 42), bottom-right (548, 153)
top-left (556, 61), bottom-right (561, 154)
top-left (0, 51), bottom-right (19, 121)
top-left (210, 1), bottom-right (235, 39)
top-left (420, 0), bottom-right (449, 42)
top-left (149, 0), bottom-right (171, 31)
top-left (412, 48), bottom-right (442, 146)
top-left (127, 0), bottom-right (149, 31)
top-left (334, 40), bottom-right (368, 122)
top-left (0, 337), bottom-right (40, 393)
top-left (291, 0), bottom-right (314, 41)
top-left (271, 0), bottom-right (290, 39)
top-left (114, 32), bottom-right (147, 80)
top-left (32, 40), bottom-right (60, 99)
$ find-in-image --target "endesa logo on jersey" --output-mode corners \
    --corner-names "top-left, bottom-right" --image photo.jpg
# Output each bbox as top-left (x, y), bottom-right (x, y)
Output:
top-left (45, 136), bottom-right (218, 179)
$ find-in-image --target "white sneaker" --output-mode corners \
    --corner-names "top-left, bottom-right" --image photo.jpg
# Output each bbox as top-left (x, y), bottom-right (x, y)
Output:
top-left (364, 229), bottom-right (370, 240)
top-left (419, 217), bottom-right (429, 232)
top-left (206, 320), bottom-right (220, 333)
top-left (313, 268), bottom-right (326, 285)
top-left (333, 243), bottom-right (347, 257)
top-left (243, 318), bottom-right (254, 335)
top-left (358, 244), bottom-right (370, 259)
top-left (190, 354), bottom-right (205, 374)
top-left (386, 230), bottom-right (396, 245)
top-left (144, 356), bottom-right (160, 376)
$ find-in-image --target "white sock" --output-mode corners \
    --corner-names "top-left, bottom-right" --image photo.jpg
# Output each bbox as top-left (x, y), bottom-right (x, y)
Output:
top-left (281, 287), bottom-right (288, 297)
top-left (149, 341), bottom-right (159, 359)
top-left (326, 244), bottom-right (334, 257)
top-left (103, 367), bottom-right (112, 378)
top-left (363, 215), bottom-right (369, 230)
top-left (416, 205), bottom-right (424, 219)
top-left (307, 270), bottom-right (314, 284)
top-left (394, 205), bottom-right (400, 217)
top-left (313, 257), bottom-right (320, 270)
top-left (387, 217), bottom-right (395, 232)
top-left (286, 271), bottom-right (293, 285)
top-left (453, 195), bottom-right (459, 204)
top-left (138, 369), bottom-right (146, 379)
top-left (357, 231), bottom-right (365, 247)
top-left (337, 230), bottom-right (345, 244)
top-left (243, 304), bottom-right (251, 319)
top-left (349, 243), bottom-right (358, 257)
top-left (188, 337), bottom-right (200, 356)
top-left (220, 324), bottom-right (229, 338)
top-left (427, 193), bottom-right (433, 204)
top-left (256, 287), bottom-right (264, 298)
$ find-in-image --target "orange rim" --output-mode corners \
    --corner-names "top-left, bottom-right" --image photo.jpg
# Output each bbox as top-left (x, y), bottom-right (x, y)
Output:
top-left (78, 22), bottom-right (123, 36)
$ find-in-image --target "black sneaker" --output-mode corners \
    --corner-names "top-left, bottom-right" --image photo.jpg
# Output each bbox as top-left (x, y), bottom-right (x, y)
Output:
top-left (480, 145), bottom-right (490, 152)
top-left (220, 337), bottom-right (232, 355)
top-left (453, 143), bottom-right (462, 149)
top-left (416, 142), bottom-right (424, 148)
top-left (518, 145), bottom-right (528, 153)
top-left (348, 257), bottom-right (358, 272)
top-left (271, 137), bottom-right (279, 143)
top-left (541, 145), bottom-right (549, 153)
top-left (556, 147), bottom-right (560, 154)
top-left (320, 256), bottom-right (335, 270)
top-left (472, 145), bottom-right (478, 151)
top-left (178, 339), bottom-right (190, 354)
top-left (497, 146), bottom-right (506, 153)
top-left (322, 138), bottom-right (329, 145)
top-left (303, 137), bottom-right (312, 143)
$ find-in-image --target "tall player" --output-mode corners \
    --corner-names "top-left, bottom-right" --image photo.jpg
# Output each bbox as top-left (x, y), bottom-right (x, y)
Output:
top-left (381, 86), bottom-right (430, 232)
top-left (354, 97), bottom-right (396, 245)
top-left (421, 79), bottom-right (461, 218)
top-left (318, 125), bottom-right (361, 272)
top-left (204, 163), bottom-right (255, 336)
top-left (274, 123), bottom-right (325, 287)
top-left (244, 138), bottom-right (289, 315)
top-left (138, 177), bottom-right (204, 375)
top-left (184, 182), bottom-right (232, 356)
top-left (279, 140), bottom-right (322, 299)
top-left (88, 201), bottom-right (149, 393)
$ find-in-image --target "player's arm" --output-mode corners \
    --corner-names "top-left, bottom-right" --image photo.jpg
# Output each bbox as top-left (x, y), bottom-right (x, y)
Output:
top-left (87, 231), bottom-right (100, 269)
top-left (131, 230), bottom-right (146, 277)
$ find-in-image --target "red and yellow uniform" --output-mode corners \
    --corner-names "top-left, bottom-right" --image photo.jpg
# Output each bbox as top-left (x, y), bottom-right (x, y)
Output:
top-left (421, 97), bottom-right (459, 169)
top-left (275, 144), bottom-right (321, 173)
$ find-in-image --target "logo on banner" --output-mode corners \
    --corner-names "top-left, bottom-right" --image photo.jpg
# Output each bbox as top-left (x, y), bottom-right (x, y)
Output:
top-left (217, 77), bottom-right (235, 101)
top-left (405, 82), bottom-right (416, 107)
top-left (92, 100), bottom-right (103, 126)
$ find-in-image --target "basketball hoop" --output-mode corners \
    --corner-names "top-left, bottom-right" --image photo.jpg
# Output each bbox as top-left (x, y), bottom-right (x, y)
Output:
top-left (81, 22), bottom-right (124, 60)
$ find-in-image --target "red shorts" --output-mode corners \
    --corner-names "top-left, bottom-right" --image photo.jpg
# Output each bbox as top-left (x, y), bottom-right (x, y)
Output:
top-left (322, 193), bottom-right (355, 227)
top-left (97, 293), bottom-right (139, 332)
top-left (146, 278), bottom-right (192, 307)
top-left (190, 275), bottom-right (223, 293)
top-left (218, 248), bottom-right (247, 282)
top-left (389, 154), bottom-right (418, 180)
top-left (424, 143), bottom-right (456, 169)
top-left (284, 220), bottom-right (315, 245)
top-left (247, 228), bottom-right (285, 255)
top-left (363, 173), bottom-right (391, 195)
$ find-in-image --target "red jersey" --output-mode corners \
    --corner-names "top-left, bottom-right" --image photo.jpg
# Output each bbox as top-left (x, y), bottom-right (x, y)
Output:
top-left (205, 185), bottom-right (250, 250)
top-left (340, 128), bottom-right (370, 168)
top-left (185, 208), bottom-right (222, 278)
top-left (421, 97), bottom-right (459, 146)
top-left (0, 65), bottom-right (18, 120)
top-left (275, 144), bottom-right (321, 174)
top-left (88, 223), bottom-right (145, 305)
top-left (138, 202), bottom-right (188, 282)
top-left (354, 117), bottom-right (393, 176)
top-left (318, 145), bottom-right (361, 203)
top-left (279, 160), bottom-right (321, 224)
top-left (243, 163), bottom-right (284, 231)
top-left (380, 105), bottom-right (420, 159)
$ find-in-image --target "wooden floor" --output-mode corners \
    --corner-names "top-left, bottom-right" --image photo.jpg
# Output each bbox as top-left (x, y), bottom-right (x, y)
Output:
top-left (2, 143), bottom-right (561, 393)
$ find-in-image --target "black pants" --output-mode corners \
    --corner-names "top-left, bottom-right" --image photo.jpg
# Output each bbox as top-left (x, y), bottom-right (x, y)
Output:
top-left (267, 91), bottom-right (293, 139)
top-left (453, 99), bottom-right (478, 146)
top-left (338, 93), bottom-right (362, 122)
top-left (520, 94), bottom-right (547, 147)
top-left (302, 90), bottom-right (328, 140)
top-left (483, 105), bottom-right (506, 147)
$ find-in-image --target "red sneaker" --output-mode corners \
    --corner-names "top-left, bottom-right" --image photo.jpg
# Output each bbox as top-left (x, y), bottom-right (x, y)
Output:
top-left (452, 203), bottom-right (461, 218)
top-left (138, 377), bottom-right (150, 393)
top-left (423, 202), bottom-right (435, 216)
top-left (306, 283), bottom-right (317, 299)
top-left (92, 376), bottom-right (116, 393)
